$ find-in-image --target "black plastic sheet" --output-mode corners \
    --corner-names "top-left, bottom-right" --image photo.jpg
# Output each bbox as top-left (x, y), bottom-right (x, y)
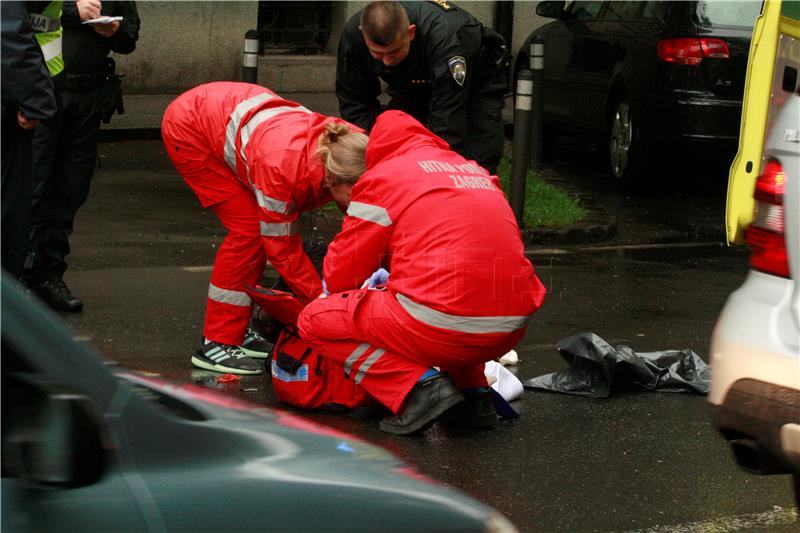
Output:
top-left (523, 332), bottom-right (710, 398)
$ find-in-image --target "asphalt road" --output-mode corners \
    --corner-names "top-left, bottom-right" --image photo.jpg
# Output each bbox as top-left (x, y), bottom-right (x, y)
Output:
top-left (53, 139), bottom-right (798, 532)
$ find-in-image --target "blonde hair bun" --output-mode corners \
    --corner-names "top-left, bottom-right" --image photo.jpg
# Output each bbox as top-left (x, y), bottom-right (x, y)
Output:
top-left (316, 122), bottom-right (368, 185)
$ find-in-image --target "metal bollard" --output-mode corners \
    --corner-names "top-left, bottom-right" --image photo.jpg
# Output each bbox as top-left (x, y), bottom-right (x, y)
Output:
top-left (242, 30), bottom-right (259, 84)
top-left (510, 69), bottom-right (533, 228)
top-left (529, 37), bottom-right (545, 170)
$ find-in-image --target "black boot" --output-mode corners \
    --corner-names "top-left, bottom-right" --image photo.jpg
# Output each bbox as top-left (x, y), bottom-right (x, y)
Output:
top-left (35, 278), bottom-right (83, 313)
top-left (379, 374), bottom-right (464, 435)
top-left (444, 388), bottom-right (498, 429)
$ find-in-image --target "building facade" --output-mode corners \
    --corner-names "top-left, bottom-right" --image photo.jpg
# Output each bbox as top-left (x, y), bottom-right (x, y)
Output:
top-left (113, 1), bottom-right (547, 94)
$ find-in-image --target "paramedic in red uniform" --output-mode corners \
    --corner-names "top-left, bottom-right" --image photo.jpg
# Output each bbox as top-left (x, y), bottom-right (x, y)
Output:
top-left (297, 110), bottom-right (546, 435)
top-left (162, 82), bottom-right (368, 376)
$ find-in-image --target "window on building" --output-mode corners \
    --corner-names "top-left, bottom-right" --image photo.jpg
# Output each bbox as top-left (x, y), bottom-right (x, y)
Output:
top-left (257, 1), bottom-right (334, 55)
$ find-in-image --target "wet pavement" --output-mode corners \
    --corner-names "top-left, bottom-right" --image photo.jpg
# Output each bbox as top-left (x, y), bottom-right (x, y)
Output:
top-left (51, 139), bottom-right (798, 532)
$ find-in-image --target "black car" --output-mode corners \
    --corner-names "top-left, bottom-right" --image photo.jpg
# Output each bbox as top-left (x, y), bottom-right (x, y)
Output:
top-left (513, 0), bottom-right (762, 184)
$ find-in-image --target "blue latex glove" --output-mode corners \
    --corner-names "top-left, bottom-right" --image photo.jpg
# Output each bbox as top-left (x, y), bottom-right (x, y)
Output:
top-left (320, 278), bottom-right (329, 298)
top-left (364, 268), bottom-right (389, 289)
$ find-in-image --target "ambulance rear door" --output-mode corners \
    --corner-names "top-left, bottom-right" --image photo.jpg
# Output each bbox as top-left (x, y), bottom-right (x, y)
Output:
top-left (726, 0), bottom-right (800, 245)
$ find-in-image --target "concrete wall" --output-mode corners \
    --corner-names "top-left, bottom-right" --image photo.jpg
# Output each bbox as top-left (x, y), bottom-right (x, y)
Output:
top-left (112, 2), bottom-right (256, 93)
top-left (510, 2), bottom-right (549, 56)
top-left (111, 1), bottom-right (550, 94)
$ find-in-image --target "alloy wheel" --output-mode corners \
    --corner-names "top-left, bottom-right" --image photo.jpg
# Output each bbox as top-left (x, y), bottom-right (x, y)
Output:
top-left (609, 99), bottom-right (633, 179)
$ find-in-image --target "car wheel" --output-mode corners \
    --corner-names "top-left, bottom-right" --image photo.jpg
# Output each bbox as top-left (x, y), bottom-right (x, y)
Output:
top-left (607, 91), bottom-right (643, 186)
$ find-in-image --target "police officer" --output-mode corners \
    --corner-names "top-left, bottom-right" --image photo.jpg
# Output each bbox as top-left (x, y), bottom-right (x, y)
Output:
top-left (26, 0), bottom-right (139, 312)
top-left (336, 0), bottom-right (509, 174)
top-left (1, 1), bottom-right (57, 279)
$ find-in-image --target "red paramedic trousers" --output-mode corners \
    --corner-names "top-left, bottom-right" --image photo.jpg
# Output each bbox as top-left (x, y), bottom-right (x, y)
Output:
top-left (163, 136), bottom-right (265, 346)
top-left (298, 289), bottom-right (525, 413)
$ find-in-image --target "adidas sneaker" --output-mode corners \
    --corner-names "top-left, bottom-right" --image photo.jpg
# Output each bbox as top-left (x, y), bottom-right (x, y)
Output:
top-left (192, 340), bottom-right (263, 375)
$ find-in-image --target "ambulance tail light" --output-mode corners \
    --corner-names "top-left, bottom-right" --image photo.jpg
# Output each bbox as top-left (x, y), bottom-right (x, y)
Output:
top-left (657, 38), bottom-right (730, 65)
top-left (746, 159), bottom-right (789, 278)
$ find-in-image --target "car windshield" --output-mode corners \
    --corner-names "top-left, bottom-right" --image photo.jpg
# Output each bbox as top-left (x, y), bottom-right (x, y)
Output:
top-left (693, 0), bottom-right (762, 28)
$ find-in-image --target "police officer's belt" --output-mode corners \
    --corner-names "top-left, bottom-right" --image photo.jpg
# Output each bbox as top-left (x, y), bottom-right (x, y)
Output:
top-left (55, 72), bottom-right (112, 91)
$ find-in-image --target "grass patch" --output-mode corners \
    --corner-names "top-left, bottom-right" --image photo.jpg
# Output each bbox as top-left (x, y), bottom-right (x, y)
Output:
top-left (496, 155), bottom-right (585, 228)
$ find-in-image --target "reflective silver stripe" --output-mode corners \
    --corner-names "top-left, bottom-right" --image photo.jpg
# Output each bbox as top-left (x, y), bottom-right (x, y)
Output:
top-left (260, 221), bottom-right (298, 237)
top-left (345, 343), bottom-right (371, 377)
top-left (354, 349), bottom-right (384, 384)
top-left (239, 105), bottom-right (311, 164)
top-left (253, 185), bottom-right (296, 215)
top-left (40, 37), bottom-right (62, 63)
top-left (224, 93), bottom-right (274, 172)
top-left (347, 201), bottom-right (392, 227)
top-left (396, 293), bottom-right (531, 334)
top-left (208, 283), bottom-right (251, 307)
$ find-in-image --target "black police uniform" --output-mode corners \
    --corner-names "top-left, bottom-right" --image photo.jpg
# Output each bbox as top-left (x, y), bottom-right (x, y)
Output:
top-left (336, 0), bottom-right (508, 173)
top-left (27, 0), bottom-right (139, 310)
top-left (1, 1), bottom-right (57, 279)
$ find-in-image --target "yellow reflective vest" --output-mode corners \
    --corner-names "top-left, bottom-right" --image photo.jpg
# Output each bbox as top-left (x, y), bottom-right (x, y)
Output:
top-left (29, 0), bottom-right (63, 77)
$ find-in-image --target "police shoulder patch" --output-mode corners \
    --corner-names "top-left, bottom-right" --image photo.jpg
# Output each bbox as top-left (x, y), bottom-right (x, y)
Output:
top-left (448, 56), bottom-right (467, 86)
top-left (430, 0), bottom-right (454, 11)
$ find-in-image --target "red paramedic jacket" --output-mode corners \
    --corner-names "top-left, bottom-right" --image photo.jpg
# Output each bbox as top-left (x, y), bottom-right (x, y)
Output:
top-left (167, 82), bottom-right (355, 302)
top-left (324, 110), bottom-right (546, 328)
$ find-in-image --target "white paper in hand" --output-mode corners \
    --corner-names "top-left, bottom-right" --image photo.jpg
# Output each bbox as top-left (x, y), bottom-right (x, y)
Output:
top-left (82, 16), bottom-right (123, 25)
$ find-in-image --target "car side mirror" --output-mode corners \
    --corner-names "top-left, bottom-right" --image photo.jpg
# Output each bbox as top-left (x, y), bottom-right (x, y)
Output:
top-left (2, 374), bottom-right (106, 488)
top-left (536, 1), bottom-right (566, 19)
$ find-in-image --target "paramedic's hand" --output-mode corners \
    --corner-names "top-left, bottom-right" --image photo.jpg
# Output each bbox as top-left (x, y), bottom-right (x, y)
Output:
top-left (361, 268), bottom-right (389, 289)
top-left (318, 279), bottom-right (329, 298)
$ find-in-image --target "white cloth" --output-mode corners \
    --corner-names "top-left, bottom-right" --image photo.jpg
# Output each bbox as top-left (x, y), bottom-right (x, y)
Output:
top-left (498, 349), bottom-right (519, 366)
top-left (484, 360), bottom-right (524, 402)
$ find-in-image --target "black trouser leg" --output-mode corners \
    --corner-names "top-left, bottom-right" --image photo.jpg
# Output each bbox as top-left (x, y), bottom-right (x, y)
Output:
top-left (465, 74), bottom-right (506, 176)
top-left (30, 90), bottom-right (100, 281)
top-left (1, 115), bottom-right (34, 279)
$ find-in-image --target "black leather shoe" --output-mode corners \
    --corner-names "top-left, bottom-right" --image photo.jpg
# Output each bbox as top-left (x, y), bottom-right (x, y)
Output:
top-left (35, 279), bottom-right (83, 313)
top-left (444, 388), bottom-right (497, 429)
top-left (379, 374), bottom-right (464, 435)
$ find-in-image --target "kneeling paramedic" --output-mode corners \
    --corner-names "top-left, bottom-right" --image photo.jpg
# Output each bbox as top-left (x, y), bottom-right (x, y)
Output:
top-left (162, 82), bottom-right (368, 375)
top-left (298, 110), bottom-right (546, 435)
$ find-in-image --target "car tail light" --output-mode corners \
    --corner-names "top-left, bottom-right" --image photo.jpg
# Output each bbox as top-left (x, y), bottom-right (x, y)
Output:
top-left (746, 159), bottom-right (789, 278)
top-left (657, 38), bottom-right (730, 65)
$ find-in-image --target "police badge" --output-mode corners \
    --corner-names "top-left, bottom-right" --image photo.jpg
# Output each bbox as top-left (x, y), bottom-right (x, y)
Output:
top-left (448, 56), bottom-right (467, 86)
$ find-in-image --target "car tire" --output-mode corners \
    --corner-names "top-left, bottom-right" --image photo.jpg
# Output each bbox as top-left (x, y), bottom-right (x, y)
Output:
top-left (606, 91), bottom-right (644, 187)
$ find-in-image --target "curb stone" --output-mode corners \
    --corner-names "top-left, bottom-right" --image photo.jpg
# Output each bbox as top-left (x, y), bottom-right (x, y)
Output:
top-left (523, 167), bottom-right (617, 246)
